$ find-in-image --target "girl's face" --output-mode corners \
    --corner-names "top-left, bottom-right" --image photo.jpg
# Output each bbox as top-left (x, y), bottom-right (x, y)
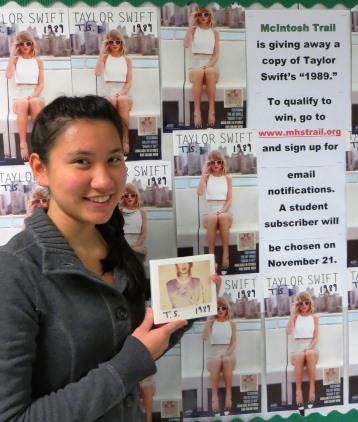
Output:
top-left (177, 263), bottom-right (190, 275)
top-left (217, 304), bottom-right (228, 317)
top-left (17, 39), bottom-right (33, 55)
top-left (31, 197), bottom-right (48, 209)
top-left (107, 38), bottom-right (122, 53)
top-left (121, 190), bottom-right (137, 207)
top-left (32, 119), bottom-right (126, 231)
top-left (209, 157), bottom-right (223, 173)
top-left (196, 9), bottom-right (211, 25)
top-left (297, 297), bottom-right (311, 313)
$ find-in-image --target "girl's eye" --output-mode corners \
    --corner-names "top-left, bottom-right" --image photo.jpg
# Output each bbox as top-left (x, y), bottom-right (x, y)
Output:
top-left (75, 158), bottom-right (89, 165)
top-left (109, 156), bottom-right (123, 163)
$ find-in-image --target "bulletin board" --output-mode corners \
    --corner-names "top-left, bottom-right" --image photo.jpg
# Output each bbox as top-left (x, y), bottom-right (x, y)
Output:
top-left (0, 1), bottom-right (357, 421)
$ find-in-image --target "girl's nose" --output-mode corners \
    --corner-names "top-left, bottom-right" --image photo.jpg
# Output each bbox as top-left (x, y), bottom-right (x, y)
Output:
top-left (91, 165), bottom-right (114, 190)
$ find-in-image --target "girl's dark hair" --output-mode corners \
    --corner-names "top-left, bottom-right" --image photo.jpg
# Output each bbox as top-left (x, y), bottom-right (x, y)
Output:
top-left (100, 207), bottom-right (148, 299)
top-left (31, 95), bottom-right (124, 163)
top-left (31, 95), bottom-right (147, 298)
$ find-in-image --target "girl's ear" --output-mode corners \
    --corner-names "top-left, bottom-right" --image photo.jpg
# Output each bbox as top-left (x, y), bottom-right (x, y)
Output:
top-left (29, 153), bottom-right (49, 187)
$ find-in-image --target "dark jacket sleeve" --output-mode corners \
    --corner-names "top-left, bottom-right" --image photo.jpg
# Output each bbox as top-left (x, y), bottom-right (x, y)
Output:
top-left (0, 251), bottom-right (156, 422)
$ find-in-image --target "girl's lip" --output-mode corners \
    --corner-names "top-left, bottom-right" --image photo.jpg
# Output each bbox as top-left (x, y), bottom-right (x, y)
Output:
top-left (85, 195), bottom-right (113, 206)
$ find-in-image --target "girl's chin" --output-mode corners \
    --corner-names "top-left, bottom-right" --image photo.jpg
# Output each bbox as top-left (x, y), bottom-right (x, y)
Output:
top-left (90, 213), bottom-right (115, 225)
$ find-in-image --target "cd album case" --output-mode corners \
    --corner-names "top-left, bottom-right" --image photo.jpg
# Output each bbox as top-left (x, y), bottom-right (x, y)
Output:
top-left (149, 254), bottom-right (217, 324)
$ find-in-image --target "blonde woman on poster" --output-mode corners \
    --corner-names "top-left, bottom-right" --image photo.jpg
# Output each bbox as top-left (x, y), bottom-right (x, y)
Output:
top-left (22, 187), bottom-right (49, 229)
top-left (5, 31), bottom-right (45, 162)
top-left (286, 292), bottom-right (319, 412)
top-left (25, 187), bottom-right (49, 216)
top-left (183, 6), bottom-right (219, 128)
top-left (95, 29), bottom-right (133, 155)
top-left (197, 150), bottom-right (232, 274)
top-left (120, 183), bottom-right (147, 262)
top-left (202, 297), bottom-right (236, 416)
top-left (166, 262), bottom-right (204, 308)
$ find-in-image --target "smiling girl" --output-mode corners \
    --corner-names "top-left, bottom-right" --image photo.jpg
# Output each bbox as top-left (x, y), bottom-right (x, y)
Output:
top-left (0, 95), bottom-right (191, 421)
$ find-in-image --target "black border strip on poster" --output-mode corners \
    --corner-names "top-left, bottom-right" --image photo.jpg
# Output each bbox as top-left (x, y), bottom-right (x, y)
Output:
top-left (0, 0), bottom-right (357, 9)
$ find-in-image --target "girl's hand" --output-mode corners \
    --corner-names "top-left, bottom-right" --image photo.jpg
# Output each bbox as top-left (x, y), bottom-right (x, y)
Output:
top-left (132, 308), bottom-right (188, 360)
top-left (11, 43), bottom-right (19, 56)
top-left (100, 41), bottom-right (108, 54)
top-left (189, 12), bottom-right (197, 26)
top-left (25, 201), bottom-right (36, 218)
top-left (202, 161), bottom-right (210, 175)
top-left (290, 303), bottom-right (299, 316)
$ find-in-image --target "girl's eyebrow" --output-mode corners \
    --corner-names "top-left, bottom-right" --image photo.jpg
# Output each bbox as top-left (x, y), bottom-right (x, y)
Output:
top-left (67, 147), bottom-right (123, 156)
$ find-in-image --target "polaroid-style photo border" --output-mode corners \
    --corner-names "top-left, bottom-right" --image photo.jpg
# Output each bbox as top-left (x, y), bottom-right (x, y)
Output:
top-left (150, 254), bottom-right (216, 324)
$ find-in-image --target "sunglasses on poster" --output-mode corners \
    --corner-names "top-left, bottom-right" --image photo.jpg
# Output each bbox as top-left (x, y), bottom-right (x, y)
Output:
top-left (106, 40), bottom-right (122, 45)
top-left (31, 198), bottom-right (48, 205)
top-left (122, 193), bottom-right (137, 199)
top-left (298, 301), bottom-right (310, 306)
top-left (17, 42), bottom-right (32, 47)
top-left (217, 306), bottom-right (228, 311)
top-left (210, 160), bottom-right (223, 166)
top-left (197, 12), bottom-right (210, 17)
